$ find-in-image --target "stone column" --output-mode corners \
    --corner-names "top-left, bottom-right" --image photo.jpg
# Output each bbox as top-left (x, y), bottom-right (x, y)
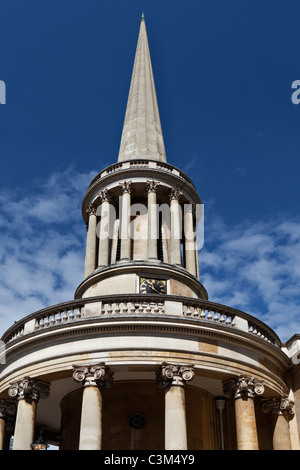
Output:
top-left (184, 203), bottom-right (196, 276)
top-left (119, 181), bottom-right (132, 261)
top-left (170, 188), bottom-right (182, 266)
top-left (223, 376), bottom-right (264, 450)
top-left (8, 376), bottom-right (50, 450)
top-left (156, 363), bottom-right (194, 450)
top-left (147, 181), bottom-right (159, 260)
top-left (0, 400), bottom-right (16, 450)
top-left (84, 203), bottom-right (97, 278)
top-left (98, 190), bottom-right (111, 267)
top-left (73, 363), bottom-right (114, 450)
top-left (262, 396), bottom-right (294, 450)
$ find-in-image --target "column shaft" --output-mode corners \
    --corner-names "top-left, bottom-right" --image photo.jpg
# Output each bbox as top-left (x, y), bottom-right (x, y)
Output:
top-left (223, 376), bottom-right (264, 450)
top-left (98, 199), bottom-right (111, 266)
top-left (84, 206), bottom-right (97, 277)
top-left (79, 386), bottom-right (103, 450)
top-left (234, 396), bottom-right (259, 450)
top-left (73, 364), bottom-right (113, 451)
top-left (165, 385), bottom-right (187, 450)
top-left (156, 363), bottom-right (194, 450)
top-left (147, 186), bottom-right (158, 259)
top-left (13, 398), bottom-right (37, 450)
top-left (273, 414), bottom-right (292, 450)
top-left (262, 396), bottom-right (294, 450)
top-left (184, 204), bottom-right (196, 276)
top-left (170, 192), bottom-right (181, 265)
top-left (120, 186), bottom-right (132, 260)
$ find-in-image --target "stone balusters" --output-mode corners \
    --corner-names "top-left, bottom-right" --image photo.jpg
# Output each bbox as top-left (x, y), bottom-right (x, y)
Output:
top-left (262, 396), bottom-right (294, 450)
top-left (73, 363), bottom-right (114, 450)
top-left (156, 363), bottom-right (194, 450)
top-left (8, 376), bottom-right (50, 450)
top-left (223, 375), bottom-right (264, 450)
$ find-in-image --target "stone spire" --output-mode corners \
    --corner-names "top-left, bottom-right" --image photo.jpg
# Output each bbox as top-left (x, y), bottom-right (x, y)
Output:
top-left (117, 15), bottom-right (167, 162)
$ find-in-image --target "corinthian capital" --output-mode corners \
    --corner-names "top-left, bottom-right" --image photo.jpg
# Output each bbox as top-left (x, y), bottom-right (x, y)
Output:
top-left (73, 363), bottom-right (114, 388)
top-left (156, 363), bottom-right (194, 388)
top-left (8, 376), bottom-right (50, 402)
top-left (99, 189), bottom-right (111, 203)
top-left (262, 396), bottom-right (295, 417)
top-left (119, 181), bottom-right (132, 194)
top-left (169, 187), bottom-right (181, 201)
top-left (147, 180), bottom-right (159, 193)
top-left (223, 376), bottom-right (264, 400)
top-left (86, 203), bottom-right (96, 216)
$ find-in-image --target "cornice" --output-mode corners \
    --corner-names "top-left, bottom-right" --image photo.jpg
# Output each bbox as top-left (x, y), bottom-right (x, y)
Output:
top-left (2, 313), bottom-right (290, 372)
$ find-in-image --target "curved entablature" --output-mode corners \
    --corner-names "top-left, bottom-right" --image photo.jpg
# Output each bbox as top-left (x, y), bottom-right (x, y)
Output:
top-left (82, 160), bottom-right (200, 222)
top-left (0, 295), bottom-right (289, 397)
top-left (88, 160), bottom-right (196, 189)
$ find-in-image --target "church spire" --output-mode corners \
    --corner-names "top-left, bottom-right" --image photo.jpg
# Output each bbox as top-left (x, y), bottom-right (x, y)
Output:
top-left (117, 16), bottom-right (167, 162)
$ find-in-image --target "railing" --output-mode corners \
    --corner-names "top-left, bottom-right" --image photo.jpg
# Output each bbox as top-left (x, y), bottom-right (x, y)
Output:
top-left (88, 160), bottom-right (195, 188)
top-left (1, 295), bottom-right (281, 348)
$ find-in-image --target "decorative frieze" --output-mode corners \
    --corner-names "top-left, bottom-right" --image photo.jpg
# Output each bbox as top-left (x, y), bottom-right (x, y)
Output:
top-left (73, 363), bottom-right (114, 388)
top-left (156, 363), bottom-right (194, 388)
top-left (223, 376), bottom-right (264, 400)
top-left (8, 376), bottom-right (50, 402)
top-left (262, 396), bottom-right (295, 417)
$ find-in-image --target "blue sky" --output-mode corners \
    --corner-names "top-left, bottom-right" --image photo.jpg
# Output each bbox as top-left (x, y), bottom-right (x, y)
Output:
top-left (0, 0), bottom-right (300, 341)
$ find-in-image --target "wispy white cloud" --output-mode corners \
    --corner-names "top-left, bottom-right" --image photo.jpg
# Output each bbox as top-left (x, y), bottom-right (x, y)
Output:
top-left (200, 215), bottom-right (300, 341)
top-left (0, 166), bottom-right (96, 335)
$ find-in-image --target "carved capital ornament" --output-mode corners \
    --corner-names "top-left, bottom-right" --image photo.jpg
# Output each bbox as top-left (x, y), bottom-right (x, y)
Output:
top-left (119, 181), bottom-right (132, 194)
top-left (169, 187), bottom-right (181, 201)
top-left (146, 180), bottom-right (159, 193)
top-left (262, 396), bottom-right (295, 417)
top-left (8, 376), bottom-right (50, 402)
top-left (156, 363), bottom-right (194, 388)
top-left (73, 363), bottom-right (114, 388)
top-left (223, 376), bottom-right (264, 400)
top-left (86, 203), bottom-right (96, 216)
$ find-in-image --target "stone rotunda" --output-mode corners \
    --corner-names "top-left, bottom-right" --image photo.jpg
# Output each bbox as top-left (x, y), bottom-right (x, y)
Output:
top-left (1, 16), bottom-right (300, 451)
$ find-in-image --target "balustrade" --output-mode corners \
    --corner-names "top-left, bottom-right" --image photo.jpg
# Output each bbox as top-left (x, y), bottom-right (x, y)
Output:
top-left (1, 296), bottom-right (280, 348)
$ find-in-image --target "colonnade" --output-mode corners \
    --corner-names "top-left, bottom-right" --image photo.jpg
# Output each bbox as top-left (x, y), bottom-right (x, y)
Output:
top-left (0, 369), bottom-right (296, 450)
top-left (84, 181), bottom-right (198, 279)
